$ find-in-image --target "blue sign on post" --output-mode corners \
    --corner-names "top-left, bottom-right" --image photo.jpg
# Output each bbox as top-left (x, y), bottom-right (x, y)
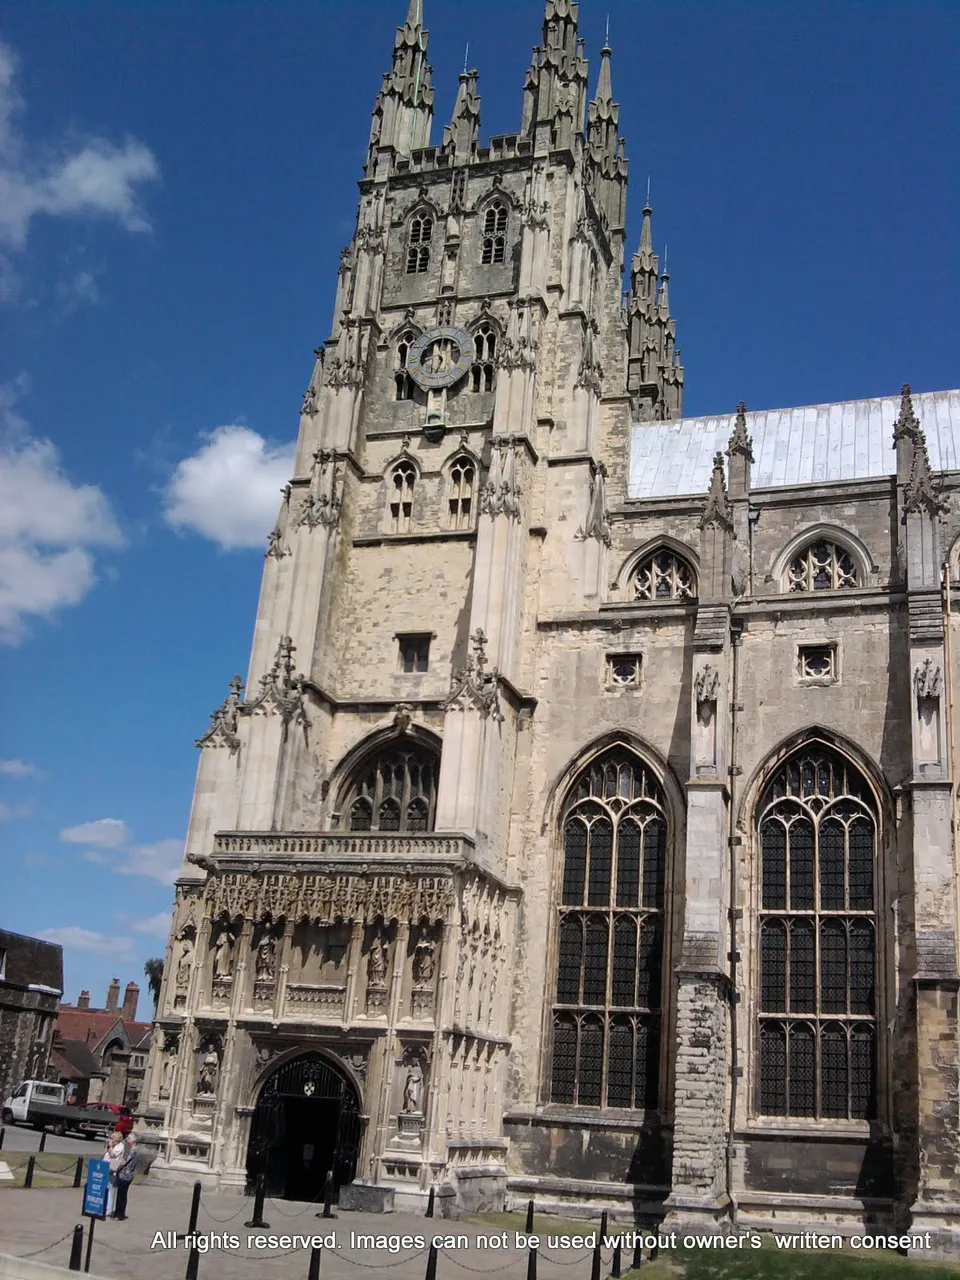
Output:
top-left (83, 1158), bottom-right (110, 1219)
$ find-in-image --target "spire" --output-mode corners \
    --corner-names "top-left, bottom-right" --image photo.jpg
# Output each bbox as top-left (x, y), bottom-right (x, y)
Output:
top-left (442, 68), bottom-right (481, 158)
top-left (595, 42), bottom-right (613, 105)
top-left (627, 201), bottom-right (683, 422)
top-left (521, 1), bottom-right (589, 150)
top-left (365, 0), bottom-right (434, 177)
top-left (585, 39), bottom-right (627, 231)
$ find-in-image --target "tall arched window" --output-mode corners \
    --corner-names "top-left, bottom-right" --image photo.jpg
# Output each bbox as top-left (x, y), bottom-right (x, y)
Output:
top-left (448, 457), bottom-right (475, 530)
top-left (629, 549), bottom-right (696, 601)
top-left (756, 744), bottom-right (878, 1121)
top-left (785, 540), bottom-right (858, 592)
top-left (389, 461), bottom-right (417, 534)
top-left (481, 202), bottom-right (508, 264)
top-left (343, 742), bottom-right (439, 833)
top-left (406, 213), bottom-right (433, 274)
top-left (470, 324), bottom-right (497, 392)
top-left (395, 331), bottom-right (416, 401)
top-left (551, 749), bottom-right (668, 1110)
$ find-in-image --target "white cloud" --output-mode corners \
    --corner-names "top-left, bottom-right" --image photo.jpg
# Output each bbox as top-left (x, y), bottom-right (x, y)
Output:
top-left (62, 819), bottom-right (182, 884)
top-left (56, 268), bottom-right (100, 314)
top-left (116, 838), bottom-right (183, 886)
top-left (37, 926), bottom-right (134, 958)
top-left (0, 381), bottom-right (123, 643)
top-left (60, 817), bottom-right (131, 849)
top-left (0, 758), bottom-right (43, 777)
top-left (130, 911), bottom-right (172, 939)
top-left (0, 39), bottom-right (159, 252)
top-left (164, 425), bottom-right (295, 550)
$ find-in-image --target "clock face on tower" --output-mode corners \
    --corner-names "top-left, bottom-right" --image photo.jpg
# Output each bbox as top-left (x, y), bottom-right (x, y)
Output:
top-left (406, 326), bottom-right (475, 391)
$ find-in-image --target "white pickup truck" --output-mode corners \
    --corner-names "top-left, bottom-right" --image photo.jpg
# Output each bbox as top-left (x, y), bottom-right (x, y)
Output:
top-left (1, 1080), bottom-right (129, 1137)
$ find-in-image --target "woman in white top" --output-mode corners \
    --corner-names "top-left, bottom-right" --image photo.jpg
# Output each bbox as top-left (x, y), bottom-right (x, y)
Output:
top-left (104, 1130), bottom-right (125, 1217)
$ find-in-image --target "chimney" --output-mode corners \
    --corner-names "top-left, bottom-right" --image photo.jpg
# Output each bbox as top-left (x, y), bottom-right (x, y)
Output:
top-left (122, 982), bottom-right (139, 1022)
top-left (76, 990), bottom-right (90, 1010)
top-left (105, 978), bottom-right (121, 1013)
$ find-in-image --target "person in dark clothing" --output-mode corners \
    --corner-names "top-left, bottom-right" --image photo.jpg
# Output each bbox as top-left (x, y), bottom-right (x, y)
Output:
top-left (111, 1137), bottom-right (139, 1220)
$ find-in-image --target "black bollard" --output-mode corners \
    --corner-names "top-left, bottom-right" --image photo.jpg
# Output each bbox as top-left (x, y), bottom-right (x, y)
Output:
top-left (83, 1217), bottom-right (96, 1274)
top-left (184, 1246), bottom-right (200, 1280)
top-left (68, 1224), bottom-right (84, 1271)
top-left (24, 1155), bottom-right (36, 1188)
top-left (525, 1199), bottom-right (534, 1234)
top-left (73, 1156), bottom-right (84, 1189)
top-left (425, 1186), bottom-right (435, 1219)
top-left (590, 1211), bottom-right (607, 1280)
top-left (611, 1239), bottom-right (622, 1278)
top-left (424, 1241), bottom-right (438, 1280)
top-left (245, 1175), bottom-right (270, 1229)
top-left (181, 1180), bottom-right (202, 1241)
top-left (632, 1230), bottom-right (643, 1272)
top-left (38, 1129), bottom-right (47, 1153)
top-left (321, 1170), bottom-right (336, 1219)
top-left (308, 1243), bottom-right (322, 1280)
top-left (525, 1197), bottom-right (537, 1280)
top-left (0, 1125), bottom-right (5, 1150)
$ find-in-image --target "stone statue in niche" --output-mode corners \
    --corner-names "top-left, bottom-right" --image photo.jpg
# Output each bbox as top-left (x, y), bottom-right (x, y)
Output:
top-left (413, 939), bottom-right (436, 985)
top-left (256, 932), bottom-right (277, 981)
top-left (213, 926), bottom-right (235, 979)
top-left (367, 929), bottom-right (388, 987)
top-left (402, 1060), bottom-right (424, 1114)
top-left (196, 1036), bottom-right (222, 1096)
top-left (175, 935), bottom-right (194, 990)
top-left (160, 1032), bottom-right (179, 1098)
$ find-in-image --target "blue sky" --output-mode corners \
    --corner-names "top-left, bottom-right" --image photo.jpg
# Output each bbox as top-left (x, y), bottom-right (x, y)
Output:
top-left (1, 0), bottom-right (958, 1009)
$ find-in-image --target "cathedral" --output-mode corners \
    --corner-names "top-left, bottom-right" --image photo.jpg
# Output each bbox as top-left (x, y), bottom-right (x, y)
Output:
top-left (142, 0), bottom-right (960, 1246)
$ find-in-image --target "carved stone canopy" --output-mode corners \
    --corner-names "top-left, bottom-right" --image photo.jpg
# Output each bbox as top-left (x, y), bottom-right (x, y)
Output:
top-left (914, 658), bottom-right (943, 701)
top-left (196, 676), bottom-right (244, 751)
top-left (575, 460), bottom-right (612, 547)
top-left (443, 629), bottom-right (504, 722)
top-left (694, 663), bottom-right (722, 707)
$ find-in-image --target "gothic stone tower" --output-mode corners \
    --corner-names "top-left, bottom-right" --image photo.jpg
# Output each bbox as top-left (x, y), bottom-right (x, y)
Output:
top-left (141, 0), bottom-right (960, 1247)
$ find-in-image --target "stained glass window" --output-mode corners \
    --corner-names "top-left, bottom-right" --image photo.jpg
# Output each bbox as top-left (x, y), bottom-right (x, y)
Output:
top-left (552, 749), bottom-right (667, 1110)
top-left (629, 550), bottom-right (696, 601)
top-left (756, 746), bottom-right (877, 1120)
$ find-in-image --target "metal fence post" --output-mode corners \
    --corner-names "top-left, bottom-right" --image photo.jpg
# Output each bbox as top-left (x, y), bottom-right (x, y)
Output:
top-left (424, 1241), bottom-right (438, 1280)
top-left (525, 1199), bottom-right (537, 1280)
top-left (632, 1230), bottom-right (643, 1272)
top-left (184, 1245), bottom-right (200, 1280)
top-left (244, 1174), bottom-right (270, 1229)
top-left (24, 1155), bottom-right (36, 1188)
top-left (73, 1156), bottom-right (84, 1189)
top-left (425, 1186), bottom-right (435, 1218)
top-left (180, 1180), bottom-right (202, 1241)
top-left (68, 1224), bottom-right (84, 1271)
top-left (0, 1125), bottom-right (5, 1150)
top-left (611, 1239), bottom-right (622, 1278)
top-left (321, 1170), bottom-right (336, 1219)
top-left (38, 1130), bottom-right (47, 1153)
top-left (308, 1243), bottom-right (322, 1280)
top-left (590, 1211), bottom-right (607, 1280)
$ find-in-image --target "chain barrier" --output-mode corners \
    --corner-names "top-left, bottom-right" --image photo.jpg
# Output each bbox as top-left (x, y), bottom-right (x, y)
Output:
top-left (12, 1229), bottom-right (76, 1259)
top-left (335, 1245), bottom-right (431, 1268)
top-left (199, 1197), bottom-right (253, 1224)
top-left (538, 1245), bottom-right (595, 1266)
top-left (95, 1238), bottom-right (167, 1258)
top-left (266, 1192), bottom-right (326, 1218)
top-left (439, 1246), bottom-right (524, 1273)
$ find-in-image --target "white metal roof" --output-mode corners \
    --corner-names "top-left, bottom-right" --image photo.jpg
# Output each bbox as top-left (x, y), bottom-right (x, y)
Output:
top-left (628, 389), bottom-right (960, 499)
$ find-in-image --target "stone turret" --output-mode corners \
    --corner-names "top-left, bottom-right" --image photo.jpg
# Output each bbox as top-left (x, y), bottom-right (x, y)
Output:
top-left (626, 201), bottom-right (683, 420)
top-left (365, 0), bottom-right (434, 179)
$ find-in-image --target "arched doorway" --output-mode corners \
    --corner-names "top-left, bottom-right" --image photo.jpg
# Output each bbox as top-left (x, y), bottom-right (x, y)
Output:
top-left (246, 1052), bottom-right (364, 1201)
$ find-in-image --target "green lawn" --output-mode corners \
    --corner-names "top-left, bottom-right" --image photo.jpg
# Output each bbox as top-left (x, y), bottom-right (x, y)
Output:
top-left (0, 1150), bottom-right (85, 1189)
top-left (469, 1212), bottom-right (960, 1279)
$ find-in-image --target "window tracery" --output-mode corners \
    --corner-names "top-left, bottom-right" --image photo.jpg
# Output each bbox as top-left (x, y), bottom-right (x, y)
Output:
top-left (395, 330), bottom-right (416, 401)
top-left (406, 213), bottom-right (433, 274)
top-left (389, 461), bottom-right (417, 534)
top-left (344, 743), bottom-right (439, 834)
top-left (629, 550), bottom-right (696, 601)
top-left (448, 457), bottom-right (475, 530)
top-left (786, 541), bottom-right (858, 592)
top-left (756, 745), bottom-right (878, 1121)
top-left (470, 324), bottom-right (497, 392)
top-left (481, 202), bottom-right (508, 265)
top-left (551, 749), bottom-right (667, 1110)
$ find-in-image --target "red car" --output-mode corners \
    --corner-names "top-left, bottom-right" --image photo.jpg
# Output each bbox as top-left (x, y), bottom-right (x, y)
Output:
top-left (85, 1102), bottom-right (134, 1135)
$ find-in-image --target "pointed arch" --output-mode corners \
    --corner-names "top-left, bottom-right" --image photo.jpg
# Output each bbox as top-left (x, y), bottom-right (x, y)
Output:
top-left (383, 455), bottom-right (420, 534)
top-left (331, 725), bottom-right (442, 834)
top-left (544, 737), bottom-right (682, 1113)
top-left (442, 448), bottom-right (480, 531)
top-left (743, 729), bottom-right (887, 1124)
top-left (404, 205), bottom-right (437, 275)
top-left (769, 525), bottom-right (873, 592)
top-left (614, 537), bottom-right (699, 602)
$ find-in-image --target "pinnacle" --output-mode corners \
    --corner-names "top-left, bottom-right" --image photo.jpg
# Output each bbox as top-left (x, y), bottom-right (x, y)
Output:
top-left (593, 43), bottom-right (613, 106)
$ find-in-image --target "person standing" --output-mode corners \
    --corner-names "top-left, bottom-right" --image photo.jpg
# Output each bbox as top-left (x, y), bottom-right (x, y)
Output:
top-left (111, 1137), bottom-right (139, 1221)
top-left (104, 1130), bottom-right (124, 1217)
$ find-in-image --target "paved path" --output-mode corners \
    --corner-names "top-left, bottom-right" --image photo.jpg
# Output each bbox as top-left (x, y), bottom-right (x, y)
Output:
top-left (0, 1124), bottom-right (104, 1157)
top-left (0, 1182), bottom-right (612, 1280)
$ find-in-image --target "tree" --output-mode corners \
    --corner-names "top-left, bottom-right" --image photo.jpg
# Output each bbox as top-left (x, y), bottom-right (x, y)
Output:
top-left (144, 958), bottom-right (164, 1012)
